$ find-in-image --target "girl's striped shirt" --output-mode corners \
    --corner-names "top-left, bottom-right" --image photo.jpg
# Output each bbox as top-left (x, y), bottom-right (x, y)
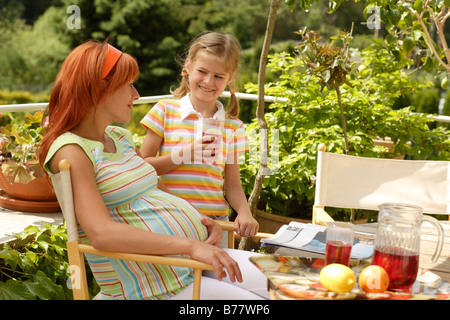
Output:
top-left (140, 96), bottom-right (248, 216)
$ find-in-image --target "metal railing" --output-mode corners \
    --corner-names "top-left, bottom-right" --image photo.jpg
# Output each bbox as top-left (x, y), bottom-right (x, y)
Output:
top-left (0, 92), bottom-right (285, 113)
top-left (1, 91), bottom-right (450, 123)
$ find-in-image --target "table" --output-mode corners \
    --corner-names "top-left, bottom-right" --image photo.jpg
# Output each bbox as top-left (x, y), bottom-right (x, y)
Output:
top-left (254, 221), bottom-right (450, 299)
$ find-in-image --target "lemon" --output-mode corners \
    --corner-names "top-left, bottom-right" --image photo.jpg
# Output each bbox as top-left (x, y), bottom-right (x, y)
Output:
top-left (319, 264), bottom-right (356, 293)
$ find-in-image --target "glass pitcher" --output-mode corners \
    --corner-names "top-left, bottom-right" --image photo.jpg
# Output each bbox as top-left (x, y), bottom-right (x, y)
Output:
top-left (371, 203), bottom-right (444, 291)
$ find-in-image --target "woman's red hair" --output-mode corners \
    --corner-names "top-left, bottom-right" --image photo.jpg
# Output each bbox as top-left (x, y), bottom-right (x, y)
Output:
top-left (38, 40), bottom-right (139, 167)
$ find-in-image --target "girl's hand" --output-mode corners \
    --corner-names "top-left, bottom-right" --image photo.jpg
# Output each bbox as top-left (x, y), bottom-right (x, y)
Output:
top-left (234, 214), bottom-right (259, 238)
top-left (181, 136), bottom-right (219, 164)
top-left (189, 241), bottom-right (243, 283)
top-left (201, 216), bottom-right (223, 247)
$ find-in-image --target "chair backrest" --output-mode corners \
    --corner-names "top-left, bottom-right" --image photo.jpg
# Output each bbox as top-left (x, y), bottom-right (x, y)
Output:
top-left (50, 160), bottom-right (79, 241)
top-left (314, 145), bottom-right (450, 215)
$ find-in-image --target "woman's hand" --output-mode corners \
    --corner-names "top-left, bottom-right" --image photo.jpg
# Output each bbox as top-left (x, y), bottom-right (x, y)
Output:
top-left (189, 241), bottom-right (242, 283)
top-left (201, 216), bottom-right (223, 247)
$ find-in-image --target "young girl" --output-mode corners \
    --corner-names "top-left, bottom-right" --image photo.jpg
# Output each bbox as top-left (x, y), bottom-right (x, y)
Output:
top-left (140, 32), bottom-right (259, 245)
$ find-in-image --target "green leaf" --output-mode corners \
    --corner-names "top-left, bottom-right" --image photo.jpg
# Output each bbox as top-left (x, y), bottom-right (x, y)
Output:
top-left (36, 240), bottom-right (49, 252)
top-left (25, 111), bottom-right (44, 125)
top-left (423, 56), bottom-right (435, 72)
top-left (389, 9), bottom-right (402, 26)
top-left (328, 0), bottom-right (343, 13)
top-left (285, 0), bottom-right (296, 11)
top-left (402, 37), bottom-right (415, 54)
top-left (0, 247), bottom-right (21, 270)
top-left (0, 280), bottom-right (35, 300)
top-left (21, 281), bottom-right (48, 300)
top-left (413, 0), bottom-right (423, 13)
top-left (34, 271), bottom-right (66, 299)
top-left (15, 271), bottom-right (66, 300)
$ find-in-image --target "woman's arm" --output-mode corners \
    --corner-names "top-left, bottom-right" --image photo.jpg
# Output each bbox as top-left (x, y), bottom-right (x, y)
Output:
top-left (139, 130), bottom-right (179, 175)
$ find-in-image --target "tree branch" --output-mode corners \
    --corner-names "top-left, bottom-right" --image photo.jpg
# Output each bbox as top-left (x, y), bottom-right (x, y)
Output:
top-left (406, 5), bottom-right (450, 72)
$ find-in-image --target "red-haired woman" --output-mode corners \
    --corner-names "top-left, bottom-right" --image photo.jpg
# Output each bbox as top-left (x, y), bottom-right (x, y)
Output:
top-left (38, 41), bottom-right (268, 300)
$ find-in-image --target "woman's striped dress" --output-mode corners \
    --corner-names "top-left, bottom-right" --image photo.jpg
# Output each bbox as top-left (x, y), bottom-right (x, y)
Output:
top-left (45, 126), bottom-right (208, 299)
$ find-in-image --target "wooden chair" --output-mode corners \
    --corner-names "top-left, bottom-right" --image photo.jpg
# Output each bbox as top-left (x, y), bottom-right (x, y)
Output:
top-left (313, 144), bottom-right (450, 225)
top-left (51, 159), bottom-right (239, 300)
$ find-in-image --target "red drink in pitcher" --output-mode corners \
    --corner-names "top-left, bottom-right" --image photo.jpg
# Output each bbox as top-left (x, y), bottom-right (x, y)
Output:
top-left (371, 249), bottom-right (419, 290)
top-left (325, 241), bottom-right (352, 266)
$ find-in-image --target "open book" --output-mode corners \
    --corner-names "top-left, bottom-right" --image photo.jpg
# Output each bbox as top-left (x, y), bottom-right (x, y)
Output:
top-left (261, 221), bottom-right (374, 260)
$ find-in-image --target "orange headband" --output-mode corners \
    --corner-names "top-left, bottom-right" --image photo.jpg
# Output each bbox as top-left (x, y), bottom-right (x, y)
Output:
top-left (102, 44), bottom-right (122, 79)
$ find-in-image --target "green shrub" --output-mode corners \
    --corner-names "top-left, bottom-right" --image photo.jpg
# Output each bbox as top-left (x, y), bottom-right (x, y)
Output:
top-left (0, 223), bottom-right (98, 300)
top-left (441, 89), bottom-right (450, 130)
top-left (242, 43), bottom-right (450, 221)
top-left (413, 88), bottom-right (439, 115)
top-left (0, 90), bottom-right (49, 105)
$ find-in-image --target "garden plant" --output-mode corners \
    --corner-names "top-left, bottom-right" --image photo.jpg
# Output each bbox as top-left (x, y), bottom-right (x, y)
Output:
top-left (241, 30), bottom-right (450, 222)
top-left (0, 223), bottom-right (97, 300)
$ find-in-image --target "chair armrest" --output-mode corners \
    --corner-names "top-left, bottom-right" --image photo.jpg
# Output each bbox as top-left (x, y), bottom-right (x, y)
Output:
top-left (217, 220), bottom-right (235, 231)
top-left (217, 220), bottom-right (274, 242)
top-left (77, 243), bottom-right (215, 271)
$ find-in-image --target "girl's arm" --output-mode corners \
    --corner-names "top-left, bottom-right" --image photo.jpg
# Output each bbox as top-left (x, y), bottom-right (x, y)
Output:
top-left (49, 144), bottom-right (241, 282)
top-left (224, 162), bottom-right (259, 237)
top-left (140, 129), bottom-right (207, 175)
top-left (140, 129), bottom-right (180, 175)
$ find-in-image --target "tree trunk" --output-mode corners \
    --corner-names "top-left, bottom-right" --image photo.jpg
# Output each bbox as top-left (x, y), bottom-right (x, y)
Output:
top-left (336, 86), bottom-right (355, 222)
top-left (239, 0), bottom-right (282, 250)
top-left (336, 86), bottom-right (349, 155)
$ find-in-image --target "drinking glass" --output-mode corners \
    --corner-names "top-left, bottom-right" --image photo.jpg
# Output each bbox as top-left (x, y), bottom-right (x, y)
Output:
top-left (200, 118), bottom-right (224, 164)
top-left (324, 221), bottom-right (355, 267)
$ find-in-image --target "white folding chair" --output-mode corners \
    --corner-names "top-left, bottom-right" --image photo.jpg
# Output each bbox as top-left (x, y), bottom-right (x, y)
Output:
top-left (313, 144), bottom-right (450, 225)
top-left (51, 159), bottom-right (219, 300)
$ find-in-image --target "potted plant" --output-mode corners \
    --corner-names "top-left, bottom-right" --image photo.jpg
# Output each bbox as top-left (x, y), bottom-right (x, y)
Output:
top-left (0, 111), bottom-right (58, 211)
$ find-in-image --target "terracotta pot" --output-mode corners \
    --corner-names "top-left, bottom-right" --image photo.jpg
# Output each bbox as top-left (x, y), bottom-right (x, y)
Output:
top-left (373, 137), bottom-right (409, 160)
top-left (0, 171), bottom-right (57, 201)
top-left (255, 209), bottom-right (310, 234)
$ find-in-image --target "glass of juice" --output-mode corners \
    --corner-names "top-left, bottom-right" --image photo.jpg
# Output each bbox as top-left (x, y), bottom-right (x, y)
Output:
top-left (201, 118), bottom-right (223, 141)
top-left (324, 221), bottom-right (355, 267)
top-left (201, 118), bottom-right (223, 164)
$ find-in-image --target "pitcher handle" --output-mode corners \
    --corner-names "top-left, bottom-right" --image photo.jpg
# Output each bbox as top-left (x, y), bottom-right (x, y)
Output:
top-left (422, 215), bottom-right (444, 263)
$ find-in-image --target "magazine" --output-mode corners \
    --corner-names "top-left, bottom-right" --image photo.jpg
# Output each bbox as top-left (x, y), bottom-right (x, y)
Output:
top-left (261, 221), bottom-right (374, 260)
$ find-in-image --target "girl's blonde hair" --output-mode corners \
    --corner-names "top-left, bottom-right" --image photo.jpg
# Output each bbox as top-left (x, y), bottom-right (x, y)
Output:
top-left (171, 31), bottom-right (242, 118)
